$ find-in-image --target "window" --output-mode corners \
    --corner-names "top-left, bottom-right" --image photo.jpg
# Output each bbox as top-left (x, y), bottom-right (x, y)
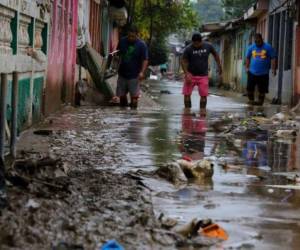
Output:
top-left (268, 15), bottom-right (273, 44)
top-left (273, 13), bottom-right (281, 53)
top-left (284, 14), bottom-right (294, 70)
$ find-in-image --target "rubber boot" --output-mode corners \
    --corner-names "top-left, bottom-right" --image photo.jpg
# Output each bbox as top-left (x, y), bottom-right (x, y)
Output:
top-left (247, 92), bottom-right (255, 105)
top-left (200, 97), bottom-right (207, 117)
top-left (120, 96), bottom-right (128, 107)
top-left (184, 96), bottom-right (192, 108)
top-left (130, 98), bottom-right (138, 109)
top-left (256, 94), bottom-right (265, 106)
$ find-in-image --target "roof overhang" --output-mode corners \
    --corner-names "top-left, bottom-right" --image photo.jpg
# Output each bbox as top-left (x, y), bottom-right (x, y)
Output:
top-left (201, 18), bottom-right (242, 34)
top-left (201, 22), bottom-right (227, 32)
top-left (244, 0), bottom-right (269, 20)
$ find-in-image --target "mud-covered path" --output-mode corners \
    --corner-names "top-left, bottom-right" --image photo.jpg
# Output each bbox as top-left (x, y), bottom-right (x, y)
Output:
top-left (126, 79), bottom-right (300, 250)
top-left (1, 79), bottom-right (300, 250)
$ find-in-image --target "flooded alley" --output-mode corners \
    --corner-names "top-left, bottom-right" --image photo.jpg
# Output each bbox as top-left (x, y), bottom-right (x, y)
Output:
top-left (1, 0), bottom-right (300, 249)
top-left (117, 78), bottom-right (300, 249)
top-left (1, 77), bottom-right (300, 250)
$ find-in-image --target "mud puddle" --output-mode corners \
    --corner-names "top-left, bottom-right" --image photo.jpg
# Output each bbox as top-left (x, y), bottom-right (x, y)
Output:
top-left (122, 80), bottom-right (300, 249)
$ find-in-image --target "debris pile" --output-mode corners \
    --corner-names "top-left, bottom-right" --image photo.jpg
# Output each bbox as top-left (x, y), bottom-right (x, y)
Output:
top-left (156, 159), bottom-right (214, 184)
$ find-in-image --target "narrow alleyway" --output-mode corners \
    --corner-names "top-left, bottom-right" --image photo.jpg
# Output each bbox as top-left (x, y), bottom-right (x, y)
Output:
top-left (1, 78), bottom-right (300, 249)
top-left (133, 79), bottom-right (300, 249)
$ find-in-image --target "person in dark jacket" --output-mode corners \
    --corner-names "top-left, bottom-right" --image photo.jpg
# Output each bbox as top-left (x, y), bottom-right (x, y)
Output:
top-left (116, 26), bottom-right (149, 108)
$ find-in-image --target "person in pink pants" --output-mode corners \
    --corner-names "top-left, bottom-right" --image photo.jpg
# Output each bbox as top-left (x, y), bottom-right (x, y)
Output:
top-left (181, 32), bottom-right (222, 114)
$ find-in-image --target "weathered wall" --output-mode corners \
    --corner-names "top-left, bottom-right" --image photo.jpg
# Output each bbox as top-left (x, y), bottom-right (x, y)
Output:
top-left (294, 2), bottom-right (300, 102)
top-left (257, 12), bottom-right (268, 40)
top-left (241, 27), bottom-right (255, 90)
top-left (268, 0), bottom-right (294, 104)
top-left (221, 34), bottom-right (235, 88)
top-left (208, 39), bottom-right (220, 86)
top-left (89, 0), bottom-right (102, 54)
top-left (0, 0), bottom-right (49, 131)
top-left (208, 25), bottom-right (255, 92)
top-left (45, 0), bottom-right (78, 115)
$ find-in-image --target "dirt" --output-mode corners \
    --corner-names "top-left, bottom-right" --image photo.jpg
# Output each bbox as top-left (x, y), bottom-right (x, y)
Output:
top-left (0, 88), bottom-right (213, 250)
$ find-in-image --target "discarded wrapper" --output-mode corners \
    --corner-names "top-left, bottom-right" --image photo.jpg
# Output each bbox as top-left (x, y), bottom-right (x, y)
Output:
top-left (199, 223), bottom-right (229, 241)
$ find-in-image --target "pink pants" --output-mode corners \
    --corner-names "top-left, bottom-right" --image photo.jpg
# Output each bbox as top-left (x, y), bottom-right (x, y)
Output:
top-left (183, 76), bottom-right (209, 97)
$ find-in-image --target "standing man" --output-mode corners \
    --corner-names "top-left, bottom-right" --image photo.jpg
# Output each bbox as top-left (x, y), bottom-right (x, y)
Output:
top-left (245, 33), bottom-right (277, 106)
top-left (117, 26), bottom-right (149, 109)
top-left (181, 32), bottom-right (222, 114)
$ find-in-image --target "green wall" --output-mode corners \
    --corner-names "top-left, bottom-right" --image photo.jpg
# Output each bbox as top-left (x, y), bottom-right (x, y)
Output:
top-left (32, 77), bottom-right (44, 123)
top-left (17, 78), bottom-right (31, 130)
top-left (2, 77), bottom-right (44, 132)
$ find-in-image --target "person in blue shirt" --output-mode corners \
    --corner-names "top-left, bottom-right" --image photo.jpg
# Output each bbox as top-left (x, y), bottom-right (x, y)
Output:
top-left (160, 63), bottom-right (168, 76)
top-left (117, 26), bottom-right (149, 109)
top-left (245, 33), bottom-right (277, 106)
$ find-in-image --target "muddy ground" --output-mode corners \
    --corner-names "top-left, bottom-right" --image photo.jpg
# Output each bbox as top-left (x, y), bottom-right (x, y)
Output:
top-left (0, 91), bottom-right (216, 250)
top-left (2, 78), bottom-right (300, 250)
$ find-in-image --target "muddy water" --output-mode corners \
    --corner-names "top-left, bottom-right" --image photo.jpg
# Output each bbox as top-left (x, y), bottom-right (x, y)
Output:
top-left (118, 79), bottom-right (300, 249)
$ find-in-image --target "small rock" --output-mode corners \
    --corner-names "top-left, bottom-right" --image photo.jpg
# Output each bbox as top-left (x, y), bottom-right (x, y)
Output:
top-left (52, 242), bottom-right (84, 250)
top-left (33, 129), bottom-right (53, 136)
top-left (275, 130), bottom-right (297, 137)
top-left (156, 163), bottom-right (187, 184)
top-left (174, 218), bottom-right (199, 238)
top-left (25, 199), bottom-right (40, 209)
top-left (160, 90), bottom-right (172, 94)
top-left (161, 217), bottom-right (178, 229)
top-left (177, 159), bottom-right (214, 180)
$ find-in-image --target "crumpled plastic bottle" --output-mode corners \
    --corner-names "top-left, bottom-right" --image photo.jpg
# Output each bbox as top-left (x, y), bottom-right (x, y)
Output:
top-left (101, 240), bottom-right (124, 250)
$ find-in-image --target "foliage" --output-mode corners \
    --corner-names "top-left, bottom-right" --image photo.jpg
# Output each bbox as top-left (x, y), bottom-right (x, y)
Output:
top-left (221, 0), bottom-right (256, 19)
top-left (193, 0), bottom-right (224, 23)
top-left (129, 0), bottom-right (199, 44)
top-left (148, 37), bottom-right (168, 66)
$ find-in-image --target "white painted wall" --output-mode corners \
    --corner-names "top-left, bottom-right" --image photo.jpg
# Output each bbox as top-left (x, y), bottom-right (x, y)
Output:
top-left (267, 0), bottom-right (294, 104)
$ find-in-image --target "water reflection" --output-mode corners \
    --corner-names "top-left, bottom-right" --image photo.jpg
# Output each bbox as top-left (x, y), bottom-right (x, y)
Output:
top-left (122, 79), bottom-right (300, 249)
top-left (242, 132), bottom-right (268, 167)
top-left (179, 109), bottom-right (207, 161)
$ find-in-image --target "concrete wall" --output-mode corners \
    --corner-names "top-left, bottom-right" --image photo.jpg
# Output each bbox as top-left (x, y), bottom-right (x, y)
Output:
top-left (241, 27), bottom-right (255, 90)
top-left (208, 26), bottom-right (254, 92)
top-left (208, 40), bottom-right (220, 86)
top-left (268, 0), bottom-right (294, 104)
top-left (294, 3), bottom-right (300, 102)
top-left (0, 0), bottom-right (49, 131)
top-left (257, 12), bottom-right (268, 40)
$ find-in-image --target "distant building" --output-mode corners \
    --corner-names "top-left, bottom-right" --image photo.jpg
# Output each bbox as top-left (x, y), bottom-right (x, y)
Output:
top-left (167, 34), bottom-right (185, 74)
top-left (202, 0), bottom-right (299, 105)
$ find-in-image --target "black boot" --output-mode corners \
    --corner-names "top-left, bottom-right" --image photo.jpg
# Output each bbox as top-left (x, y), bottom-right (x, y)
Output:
top-left (184, 100), bottom-right (191, 108)
top-left (120, 96), bottom-right (128, 107)
top-left (255, 94), bottom-right (265, 106)
top-left (247, 92), bottom-right (255, 105)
